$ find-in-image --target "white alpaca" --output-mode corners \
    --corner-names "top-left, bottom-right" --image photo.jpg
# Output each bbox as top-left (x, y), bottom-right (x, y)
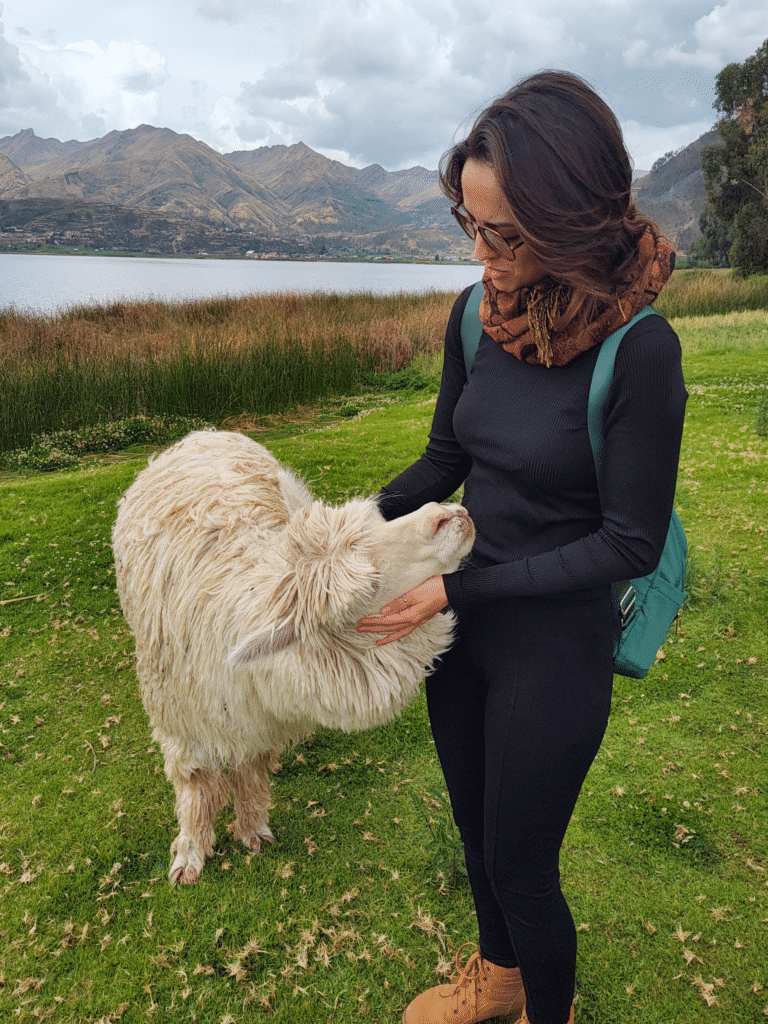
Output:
top-left (112, 430), bottom-right (474, 884)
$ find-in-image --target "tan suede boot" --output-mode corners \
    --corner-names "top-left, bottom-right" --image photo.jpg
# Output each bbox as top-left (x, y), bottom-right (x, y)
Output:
top-left (402, 943), bottom-right (526, 1024)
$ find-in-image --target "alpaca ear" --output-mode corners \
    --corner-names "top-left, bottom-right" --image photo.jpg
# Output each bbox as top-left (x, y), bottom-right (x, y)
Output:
top-left (228, 623), bottom-right (297, 665)
top-left (277, 466), bottom-right (314, 516)
top-left (277, 502), bottom-right (380, 631)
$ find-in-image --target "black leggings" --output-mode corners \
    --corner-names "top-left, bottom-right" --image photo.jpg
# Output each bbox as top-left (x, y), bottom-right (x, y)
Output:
top-left (425, 589), bottom-right (616, 1024)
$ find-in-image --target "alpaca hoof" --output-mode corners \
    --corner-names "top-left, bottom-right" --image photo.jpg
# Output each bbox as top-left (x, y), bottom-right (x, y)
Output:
top-left (249, 825), bottom-right (276, 851)
top-left (229, 821), bottom-right (275, 852)
top-left (169, 837), bottom-right (205, 885)
top-left (169, 862), bottom-right (199, 885)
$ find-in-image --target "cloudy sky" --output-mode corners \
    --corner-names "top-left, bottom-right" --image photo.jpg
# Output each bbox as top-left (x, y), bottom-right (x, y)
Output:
top-left (0, 0), bottom-right (765, 174)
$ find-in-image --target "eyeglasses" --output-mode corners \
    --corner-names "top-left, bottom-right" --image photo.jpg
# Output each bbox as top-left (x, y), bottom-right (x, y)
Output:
top-left (450, 205), bottom-right (526, 260)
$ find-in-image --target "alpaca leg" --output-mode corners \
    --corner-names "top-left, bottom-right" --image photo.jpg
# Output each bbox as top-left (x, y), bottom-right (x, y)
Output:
top-left (228, 753), bottom-right (276, 852)
top-left (166, 762), bottom-right (230, 885)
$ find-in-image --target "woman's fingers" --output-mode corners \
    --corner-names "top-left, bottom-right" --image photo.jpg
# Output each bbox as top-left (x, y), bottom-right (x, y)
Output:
top-left (356, 576), bottom-right (449, 644)
top-left (358, 612), bottom-right (414, 629)
top-left (357, 608), bottom-right (423, 646)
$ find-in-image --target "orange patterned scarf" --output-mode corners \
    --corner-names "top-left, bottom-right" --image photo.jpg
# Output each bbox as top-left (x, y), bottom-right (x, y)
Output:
top-left (479, 226), bottom-right (676, 367)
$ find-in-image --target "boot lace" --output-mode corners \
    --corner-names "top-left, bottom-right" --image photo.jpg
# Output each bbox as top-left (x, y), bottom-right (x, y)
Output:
top-left (441, 943), bottom-right (488, 1012)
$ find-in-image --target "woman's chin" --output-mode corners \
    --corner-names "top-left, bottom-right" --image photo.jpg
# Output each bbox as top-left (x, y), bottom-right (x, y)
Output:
top-left (487, 269), bottom-right (517, 288)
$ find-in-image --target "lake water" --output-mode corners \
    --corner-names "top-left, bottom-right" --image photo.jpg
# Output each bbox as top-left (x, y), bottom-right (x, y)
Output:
top-left (0, 253), bottom-right (484, 314)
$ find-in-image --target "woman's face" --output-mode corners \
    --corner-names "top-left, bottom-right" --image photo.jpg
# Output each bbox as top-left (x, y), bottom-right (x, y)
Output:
top-left (459, 158), bottom-right (547, 292)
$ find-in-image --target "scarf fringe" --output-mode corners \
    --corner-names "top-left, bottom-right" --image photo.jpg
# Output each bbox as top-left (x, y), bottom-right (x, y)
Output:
top-left (527, 281), bottom-right (570, 368)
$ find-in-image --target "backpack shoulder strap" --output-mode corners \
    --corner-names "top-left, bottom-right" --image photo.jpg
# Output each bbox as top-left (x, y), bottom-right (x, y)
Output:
top-left (587, 305), bottom-right (660, 477)
top-left (459, 280), bottom-right (484, 378)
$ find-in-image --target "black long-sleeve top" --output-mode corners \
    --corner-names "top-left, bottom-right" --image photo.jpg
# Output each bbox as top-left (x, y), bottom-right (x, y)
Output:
top-left (378, 284), bottom-right (688, 613)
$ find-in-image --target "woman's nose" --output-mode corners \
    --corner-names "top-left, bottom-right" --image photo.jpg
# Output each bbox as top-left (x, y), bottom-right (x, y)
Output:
top-left (474, 233), bottom-right (494, 261)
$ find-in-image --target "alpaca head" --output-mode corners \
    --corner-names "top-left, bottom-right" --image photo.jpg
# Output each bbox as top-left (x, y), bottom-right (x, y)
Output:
top-left (227, 499), bottom-right (474, 664)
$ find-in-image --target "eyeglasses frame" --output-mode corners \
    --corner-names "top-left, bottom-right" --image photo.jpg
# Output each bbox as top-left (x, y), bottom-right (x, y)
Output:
top-left (450, 204), bottom-right (526, 260)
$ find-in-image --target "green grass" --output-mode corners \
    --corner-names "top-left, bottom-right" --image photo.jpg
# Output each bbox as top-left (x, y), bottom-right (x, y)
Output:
top-left (1, 310), bottom-right (767, 1023)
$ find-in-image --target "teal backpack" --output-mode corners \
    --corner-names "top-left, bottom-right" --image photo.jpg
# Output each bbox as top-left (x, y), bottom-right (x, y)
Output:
top-left (460, 280), bottom-right (687, 679)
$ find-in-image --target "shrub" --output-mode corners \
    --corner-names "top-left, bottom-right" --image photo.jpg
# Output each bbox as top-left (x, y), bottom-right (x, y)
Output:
top-left (0, 415), bottom-right (212, 472)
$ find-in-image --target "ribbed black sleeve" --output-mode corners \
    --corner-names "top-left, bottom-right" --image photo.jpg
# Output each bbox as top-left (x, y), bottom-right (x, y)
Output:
top-left (378, 284), bottom-right (688, 612)
top-left (376, 292), bottom-right (474, 519)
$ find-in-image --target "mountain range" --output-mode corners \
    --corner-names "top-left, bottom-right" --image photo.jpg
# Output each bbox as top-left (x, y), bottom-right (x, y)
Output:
top-left (632, 129), bottom-right (723, 254)
top-left (0, 124), bottom-right (720, 258)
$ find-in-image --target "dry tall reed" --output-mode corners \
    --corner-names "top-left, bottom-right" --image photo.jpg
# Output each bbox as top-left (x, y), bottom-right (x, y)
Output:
top-left (1, 292), bottom-right (453, 369)
top-left (0, 291), bottom-right (456, 450)
top-left (655, 268), bottom-right (768, 319)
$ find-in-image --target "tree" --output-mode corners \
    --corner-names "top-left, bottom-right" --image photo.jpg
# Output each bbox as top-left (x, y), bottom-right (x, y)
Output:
top-left (688, 201), bottom-right (731, 267)
top-left (651, 147), bottom-right (683, 175)
top-left (700, 39), bottom-right (768, 275)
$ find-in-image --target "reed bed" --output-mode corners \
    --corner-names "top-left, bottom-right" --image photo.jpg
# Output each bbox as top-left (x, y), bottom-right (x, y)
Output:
top-left (0, 291), bottom-right (455, 451)
top-left (2, 270), bottom-right (766, 452)
top-left (654, 267), bottom-right (768, 319)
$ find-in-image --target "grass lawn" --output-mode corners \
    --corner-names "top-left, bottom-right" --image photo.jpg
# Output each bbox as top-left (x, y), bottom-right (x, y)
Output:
top-left (0, 309), bottom-right (767, 1023)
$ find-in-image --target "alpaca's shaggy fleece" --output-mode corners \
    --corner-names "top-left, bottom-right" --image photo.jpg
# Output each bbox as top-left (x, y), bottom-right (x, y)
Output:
top-left (112, 430), bottom-right (474, 883)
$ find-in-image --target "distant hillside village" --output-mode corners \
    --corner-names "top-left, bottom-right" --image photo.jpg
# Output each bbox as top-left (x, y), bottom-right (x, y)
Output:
top-left (0, 125), bottom-right (721, 260)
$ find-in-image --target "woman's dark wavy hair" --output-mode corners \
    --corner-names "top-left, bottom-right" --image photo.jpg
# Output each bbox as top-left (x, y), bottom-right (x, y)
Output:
top-left (439, 70), bottom-right (661, 329)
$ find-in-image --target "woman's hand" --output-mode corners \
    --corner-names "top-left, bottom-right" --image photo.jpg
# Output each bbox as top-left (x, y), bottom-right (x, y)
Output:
top-left (357, 575), bottom-right (449, 646)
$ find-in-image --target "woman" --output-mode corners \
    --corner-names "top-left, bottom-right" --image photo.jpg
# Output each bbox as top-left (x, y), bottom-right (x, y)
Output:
top-left (357, 71), bottom-right (687, 1024)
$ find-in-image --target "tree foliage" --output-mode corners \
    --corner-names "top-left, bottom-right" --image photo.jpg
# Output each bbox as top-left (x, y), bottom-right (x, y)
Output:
top-left (651, 147), bottom-right (684, 175)
top-left (651, 150), bottom-right (675, 175)
top-left (688, 202), bottom-right (731, 268)
top-left (699, 39), bottom-right (768, 275)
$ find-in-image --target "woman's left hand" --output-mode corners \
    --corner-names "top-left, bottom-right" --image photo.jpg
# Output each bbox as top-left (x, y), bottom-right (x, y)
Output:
top-left (357, 575), bottom-right (449, 646)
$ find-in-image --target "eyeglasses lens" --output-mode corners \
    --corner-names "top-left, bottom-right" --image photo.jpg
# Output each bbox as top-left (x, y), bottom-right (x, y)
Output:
top-left (451, 206), bottom-right (519, 259)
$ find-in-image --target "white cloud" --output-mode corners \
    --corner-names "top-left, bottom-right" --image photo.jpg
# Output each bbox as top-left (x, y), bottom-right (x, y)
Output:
top-left (622, 116), bottom-right (716, 171)
top-left (650, 39), bottom-right (725, 71)
top-left (0, 0), bottom-right (764, 171)
top-left (234, 0), bottom-right (479, 167)
top-left (196, 0), bottom-right (241, 22)
top-left (636, 1), bottom-right (767, 73)
top-left (693, 0), bottom-right (768, 58)
top-left (0, 4), bottom-right (74, 138)
top-left (206, 94), bottom-right (255, 151)
top-left (14, 37), bottom-right (168, 134)
top-left (250, 64), bottom-right (321, 102)
top-left (622, 39), bottom-right (650, 67)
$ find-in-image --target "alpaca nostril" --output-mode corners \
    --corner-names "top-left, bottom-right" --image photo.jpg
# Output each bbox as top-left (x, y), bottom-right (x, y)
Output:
top-left (434, 507), bottom-right (468, 535)
top-left (433, 514), bottom-right (453, 535)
